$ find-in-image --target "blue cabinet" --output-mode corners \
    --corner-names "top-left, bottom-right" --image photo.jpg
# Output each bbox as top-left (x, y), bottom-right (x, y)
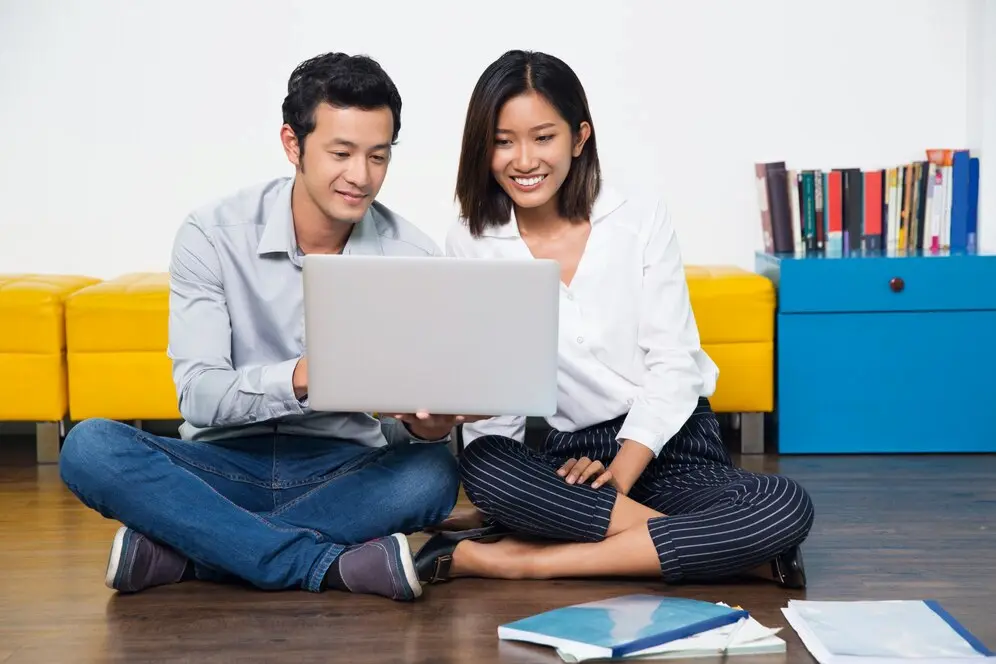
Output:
top-left (756, 250), bottom-right (996, 454)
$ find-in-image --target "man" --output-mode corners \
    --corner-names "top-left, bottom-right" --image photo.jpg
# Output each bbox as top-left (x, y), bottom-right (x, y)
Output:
top-left (59, 52), bottom-right (463, 602)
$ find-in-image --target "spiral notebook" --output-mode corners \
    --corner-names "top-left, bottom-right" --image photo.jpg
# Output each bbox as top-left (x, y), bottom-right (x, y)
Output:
top-left (497, 595), bottom-right (755, 661)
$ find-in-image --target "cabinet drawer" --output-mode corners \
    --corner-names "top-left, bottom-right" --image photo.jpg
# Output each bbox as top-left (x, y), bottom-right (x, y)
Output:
top-left (760, 252), bottom-right (996, 314)
top-left (776, 310), bottom-right (996, 453)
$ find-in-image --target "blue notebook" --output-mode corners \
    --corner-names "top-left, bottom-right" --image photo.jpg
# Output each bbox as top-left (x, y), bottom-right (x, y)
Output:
top-left (498, 594), bottom-right (748, 659)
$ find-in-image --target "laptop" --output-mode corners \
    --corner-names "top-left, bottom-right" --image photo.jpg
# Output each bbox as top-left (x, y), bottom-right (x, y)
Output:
top-left (302, 254), bottom-right (560, 417)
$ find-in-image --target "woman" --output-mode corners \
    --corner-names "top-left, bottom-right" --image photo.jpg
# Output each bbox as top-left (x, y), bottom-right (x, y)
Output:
top-left (414, 50), bottom-right (814, 588)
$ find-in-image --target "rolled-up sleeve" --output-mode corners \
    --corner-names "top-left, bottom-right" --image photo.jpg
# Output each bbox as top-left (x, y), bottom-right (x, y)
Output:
top-left (167, 217), bottom-right (305, 428)
top-left (616, 201), bottom-right (708, 457)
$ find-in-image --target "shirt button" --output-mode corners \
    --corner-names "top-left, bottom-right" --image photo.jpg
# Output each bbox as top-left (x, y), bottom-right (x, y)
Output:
top-left (576, 336), bottom-right (584, 344)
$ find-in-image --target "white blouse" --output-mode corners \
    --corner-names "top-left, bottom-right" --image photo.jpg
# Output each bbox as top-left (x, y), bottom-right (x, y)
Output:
top-left (444, 184), bottom-right (719, 458)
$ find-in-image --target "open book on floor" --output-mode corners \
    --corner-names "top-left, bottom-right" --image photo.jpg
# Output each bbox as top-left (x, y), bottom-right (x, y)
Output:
top-left (498, 594), bottom-right (784, 661)
top-left (782, 599), bottom-right (995, 664)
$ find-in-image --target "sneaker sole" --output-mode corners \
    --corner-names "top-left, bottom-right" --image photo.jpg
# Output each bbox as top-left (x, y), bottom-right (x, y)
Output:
top-left (391, 533), bottom-right (423, 600)
top-left (105, 525), bottom-right (129, 590)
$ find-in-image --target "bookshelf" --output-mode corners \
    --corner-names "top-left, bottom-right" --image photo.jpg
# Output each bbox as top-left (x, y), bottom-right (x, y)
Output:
top-left (756, 249), bottom-right (996, 454)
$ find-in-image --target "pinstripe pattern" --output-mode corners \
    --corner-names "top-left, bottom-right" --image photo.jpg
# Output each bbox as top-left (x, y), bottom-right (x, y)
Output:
top-left (460, 397), bottom-right (814, 582)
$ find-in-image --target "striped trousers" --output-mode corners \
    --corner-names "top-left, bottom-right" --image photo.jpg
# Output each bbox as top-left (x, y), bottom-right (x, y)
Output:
top-left (460, 398), bottom-right (815, 583)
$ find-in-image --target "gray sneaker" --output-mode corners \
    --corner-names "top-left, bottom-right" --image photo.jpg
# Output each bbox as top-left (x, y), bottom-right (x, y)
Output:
top-left (105, 526), bottom-right (190, 593)
top-left (335, 533), bottom-right (422, 601)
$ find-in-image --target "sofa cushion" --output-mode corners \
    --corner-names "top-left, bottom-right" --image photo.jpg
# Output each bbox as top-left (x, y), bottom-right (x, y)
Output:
top-left (0, 274), bottom-right (102, 353)
top-left (65, 273), bottom-right (169, 352)
top-left (0, 274), bottom-right (101, 420)
top-left (685, 266), bottom-right (775, 413)
top-left (65, 273), bottom-right (178, 420)
top-left (685, 266), bottom-right (774, 344)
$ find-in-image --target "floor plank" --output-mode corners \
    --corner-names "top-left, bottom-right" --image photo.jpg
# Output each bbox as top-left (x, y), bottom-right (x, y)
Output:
top-left (1, 439), bottom-right (994, 662)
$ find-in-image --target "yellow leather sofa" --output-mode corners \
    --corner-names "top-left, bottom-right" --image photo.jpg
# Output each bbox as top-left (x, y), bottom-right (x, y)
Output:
top-left (9, 265), bottom-right (774, 461)
top-left (0, 274), bottom-right (101, 462)
top-left (65, 273), bottom-right (180, 423)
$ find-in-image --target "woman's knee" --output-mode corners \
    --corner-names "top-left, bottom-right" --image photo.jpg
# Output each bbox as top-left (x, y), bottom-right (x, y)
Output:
top-left (458, 435), bottom-right (532, 512)
top-left (782, 477), bottom-right (816, 542)
top-left (752, 474), bottom-right (815, 549)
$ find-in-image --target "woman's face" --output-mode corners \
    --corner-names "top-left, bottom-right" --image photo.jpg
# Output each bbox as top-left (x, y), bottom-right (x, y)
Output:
top-left (490, 91), bottom-right (589, 213)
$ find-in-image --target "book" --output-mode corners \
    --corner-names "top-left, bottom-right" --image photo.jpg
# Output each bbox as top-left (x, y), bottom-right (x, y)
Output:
top-left (556, 611), bottom-right (785, 661)
top-left (497, 594), bottom-right (751, 661)
top-left (753, 150), bottom-right (981, 257)
top-left (782, 599), bottom-right (995, 664)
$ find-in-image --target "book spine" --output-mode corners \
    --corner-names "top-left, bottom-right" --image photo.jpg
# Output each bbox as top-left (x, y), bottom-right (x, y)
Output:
top-left (862, 170), bottom-right (883, 252)
top-left (754, 163), bottom-right (776, 253)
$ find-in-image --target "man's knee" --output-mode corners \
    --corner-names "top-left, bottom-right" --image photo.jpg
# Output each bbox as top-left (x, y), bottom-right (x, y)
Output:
top-left (392, 443), bottom-right (460, 515)
top-left (60, 418), bottom-right (135, 495)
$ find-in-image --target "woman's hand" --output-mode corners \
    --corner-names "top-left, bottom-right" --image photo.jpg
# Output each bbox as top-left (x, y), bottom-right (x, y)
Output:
top-left (556, 441), bottom-right (653, 495)
top-left (557, 457), bottom-right (615, 490)
top-left (605, 440), bottom-right (655, 496)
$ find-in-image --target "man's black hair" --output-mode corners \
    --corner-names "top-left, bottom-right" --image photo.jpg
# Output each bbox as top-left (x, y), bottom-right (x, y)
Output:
top-left (281, 52), bottom-right (402, 157)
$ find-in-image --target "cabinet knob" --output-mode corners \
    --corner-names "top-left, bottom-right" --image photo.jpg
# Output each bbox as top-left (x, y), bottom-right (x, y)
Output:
top-left (889, 277), bottom-right (905, 293)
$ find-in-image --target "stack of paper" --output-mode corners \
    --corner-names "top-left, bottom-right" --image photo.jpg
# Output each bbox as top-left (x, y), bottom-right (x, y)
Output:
top-left (497, 594), bottom-right (784, 662)
top-left (782, 599), bottom-right (994, 664)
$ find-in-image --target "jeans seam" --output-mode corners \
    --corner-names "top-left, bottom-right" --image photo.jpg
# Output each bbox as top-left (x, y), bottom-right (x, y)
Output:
top-left (271, 434), bottom-right (278, 511)
top-left (308, 543), bottom-right (344, 592)
top-left (136, 431), bottom-right (271, 487)
top-left (270, 445), bottom-right (391, 490)
top-left (268, 446), bottom-right (391, 517)
top-left (131, 429), bottom-right (327, 542)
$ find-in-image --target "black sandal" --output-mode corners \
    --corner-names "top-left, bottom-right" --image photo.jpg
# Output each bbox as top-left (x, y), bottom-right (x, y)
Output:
top-left (413, 524), bottom-right (509, 584)
top-left (771, 545), bottom-right (806, 589)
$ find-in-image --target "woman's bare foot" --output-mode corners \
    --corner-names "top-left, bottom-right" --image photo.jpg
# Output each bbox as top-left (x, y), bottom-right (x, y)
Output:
top-left (450, 537), bottom-right (547, 579)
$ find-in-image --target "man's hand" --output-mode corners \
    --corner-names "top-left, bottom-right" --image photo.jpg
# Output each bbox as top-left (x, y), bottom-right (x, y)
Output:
top-left (394, 411), bottom-right (486, 441)
top-left (292, 356), bottom-right (308, 400)
top-left (557, 457), bottom-right (616, 490)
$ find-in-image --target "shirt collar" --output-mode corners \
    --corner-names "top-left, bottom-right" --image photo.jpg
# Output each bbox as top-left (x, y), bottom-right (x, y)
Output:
top-left (342, 203), bottom-right (385, 256)
top-left (256, 177), bottom-right (385, 258)
top-left (480, 183), bottom-right (626, 238)
top-left (256, 178), bottom-right (298, 257)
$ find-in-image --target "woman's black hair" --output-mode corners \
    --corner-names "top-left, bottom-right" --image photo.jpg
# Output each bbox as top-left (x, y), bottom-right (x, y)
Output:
top-left (454, 50), bottom-right (601, 236)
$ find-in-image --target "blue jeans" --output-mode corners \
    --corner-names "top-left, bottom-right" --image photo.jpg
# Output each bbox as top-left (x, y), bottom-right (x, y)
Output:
top-left (59, 418), bottom-right (460, 592)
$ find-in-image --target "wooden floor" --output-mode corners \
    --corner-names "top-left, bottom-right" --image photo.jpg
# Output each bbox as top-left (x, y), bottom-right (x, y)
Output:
top-left (1, 437), bottom-right (994, 663)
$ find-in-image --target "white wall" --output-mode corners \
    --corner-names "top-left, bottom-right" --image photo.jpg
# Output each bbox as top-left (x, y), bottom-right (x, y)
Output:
top-left (0, 0), bottom-right (984, 278)
top-left (967, 0), bottom-right (996, 251)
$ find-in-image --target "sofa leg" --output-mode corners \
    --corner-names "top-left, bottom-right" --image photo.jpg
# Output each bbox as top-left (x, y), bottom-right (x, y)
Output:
top-left (740, 413), bottom-right (764, 455)
top-left (36, 421), bottom-right (62, 464)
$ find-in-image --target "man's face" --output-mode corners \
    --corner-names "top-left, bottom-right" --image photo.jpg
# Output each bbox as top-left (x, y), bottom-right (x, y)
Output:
top-left (284, 102), bottom-right (393, 224)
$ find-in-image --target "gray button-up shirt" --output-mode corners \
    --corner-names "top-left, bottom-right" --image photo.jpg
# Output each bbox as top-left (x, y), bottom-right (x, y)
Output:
top-left (167, 176), bottom-right (443, 444)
